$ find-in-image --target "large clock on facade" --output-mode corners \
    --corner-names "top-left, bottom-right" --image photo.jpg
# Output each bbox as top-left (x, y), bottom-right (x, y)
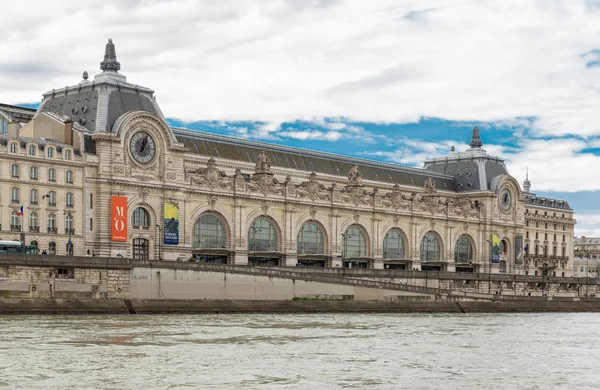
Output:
top-left (500, 188), bottom-right (512, 212)
top-left (129, 131), bottom-right (156, 164)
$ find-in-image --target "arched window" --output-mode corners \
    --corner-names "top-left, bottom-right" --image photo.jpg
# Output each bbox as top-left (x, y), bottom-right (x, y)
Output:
top-left (132, 207), bottom-right (150, 228)
top-left (29, 212), bottom-right (38, 229)
top-left (30, 166), bottom-right (38, 180)
top-left (343, 226), bottom-right (367, 258)
top-left (30, 189), bottom-right (38, 205)
top-left (66, 241), bottom-right (73, 256)
top-left (420, 232), bottom-right (441, 262)
top-left (10, 211), bottom-right (19, 229)
top-left (48, 241), bottom-right (56, 255)
top-left (133, 238), bottom-right (149, 260)
top-left (248, 218), bottom-right (278, 252)
top-left (11, 187), bottom-right (19, 203)
top-left (9, 143), bottom-right (17, 153)
top-left (30, 241), bottom-right (39, 252)
top-left (66, 192), bottom-right (73, 208)
top-left (47, 147), bottom-right (54, 158)
top-left (28, 144), bottom-right (36, 156)
top-left (501, 240), bottom-right (508, 254)
top-left (65, 214), bottom-right (73, 231)
top-left (297, 222), bottom-right (325, 254)
top-left (454, 235), bottom-right (473, 263)
top-left (383, 229), bottom-right (405, 259)
top-left (66, 170), bottom-right (73, 184)
top-left (11, 163), bottom-right (19, 178)
top-left (47, 214), bottom-right (56, 233)
top-left (193, 213), bottom-right (227, 249)
top-left (47, 191), bottom-right (56, 206)
top-left (64, 149), bottom-right (72, 160)
top-left (48, 168), bottom-right (56, 182)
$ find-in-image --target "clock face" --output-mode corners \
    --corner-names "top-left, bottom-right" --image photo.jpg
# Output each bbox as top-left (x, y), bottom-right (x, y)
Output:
top-left (500, 188), bottom-right (512, 211)
top-left (129, 131), bottom-right (156, 164)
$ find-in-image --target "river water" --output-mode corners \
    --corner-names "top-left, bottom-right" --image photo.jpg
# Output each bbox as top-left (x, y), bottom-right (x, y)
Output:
top-left (1, 313), bottom-right (600, 389)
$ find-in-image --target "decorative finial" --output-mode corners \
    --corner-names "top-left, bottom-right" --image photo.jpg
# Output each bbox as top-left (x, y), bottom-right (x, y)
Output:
top-left (100, 38), bottom-right (121, 72)
top-left (469, 126), bottom-right (483, 148)
top-left (450, 145), bottom-right (455, 152)
top-left (523, 167), bottom-right (531, 192)
top-left (82, 71), bottom-right (89, 80)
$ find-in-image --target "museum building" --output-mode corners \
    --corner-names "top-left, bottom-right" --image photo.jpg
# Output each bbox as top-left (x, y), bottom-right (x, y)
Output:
top-left (0, 39), bottom-right (576, 275)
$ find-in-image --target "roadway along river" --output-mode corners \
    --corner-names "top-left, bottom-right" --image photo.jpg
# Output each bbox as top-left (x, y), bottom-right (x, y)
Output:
top-left (1, 313), bottom-right (600, 389)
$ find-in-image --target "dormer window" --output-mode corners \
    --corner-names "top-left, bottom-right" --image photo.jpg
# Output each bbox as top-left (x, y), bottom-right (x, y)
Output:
top-left (47, 147), bottom-right (54, 158)
top-left (64, 149), bottom-right (72, 160)
top-left (9, 143), bottom-right (17, 153)
top-left (28, 144), bottom-right (36, 156)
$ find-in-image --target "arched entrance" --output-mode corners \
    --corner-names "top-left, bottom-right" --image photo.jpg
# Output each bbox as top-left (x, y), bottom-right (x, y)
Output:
top-left (420, 232), bottom-right (443, 271)
top-left (454, 235), bottom-right (475, 273)
top-left (383, 228), bottom-right (408, 269)
top-left (342, 225), bottom-right (369, 268)
top-left (192, 213), bottom-right (230, 264)
top-left (248, 217), bottom-right (281, 266)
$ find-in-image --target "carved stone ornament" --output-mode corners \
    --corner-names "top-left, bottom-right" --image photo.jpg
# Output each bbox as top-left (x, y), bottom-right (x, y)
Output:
top-left (296, 172), bottom-right (330, 201)
top-left (247, 172), bottom-right (284, 196)
top-left (255, 150), bottom-right (272, 173)
top-left (187, 157), bottom-right (232, 190)
top-left (309, 205), bottom-right (317, 220)
top-left (382, 184), bottom-right (411, 210)
top-left (417, 178), bottom-right (446, 215)
top-left (348, 165), bottom-right (363, 186)
top-left (453, 196), bottom-right (478, 218)
top-left (424, 177), bottom-right (437, 196)
top-left (138, 187), bottom-right (149, 203)
top-left (260, 199), bottom-right (270, 215)
top-left (353, 210), bottom-right (360, 223)
top-left (207, 194), bottom-right (217, 210)
top-left (341, 186), bottom-right (370, 206)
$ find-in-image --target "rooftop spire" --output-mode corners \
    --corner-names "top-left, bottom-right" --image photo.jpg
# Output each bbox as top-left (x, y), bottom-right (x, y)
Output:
top-left (469, 126), bottom-right (483, 148)
top-left (100, 38), bottom-right (121, 72)
top-left (523, 167), bottom-right (531, 192)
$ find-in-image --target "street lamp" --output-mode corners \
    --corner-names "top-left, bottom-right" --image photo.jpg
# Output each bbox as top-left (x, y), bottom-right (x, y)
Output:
top-left (341, 233), bottom-right (352, 268)
top-left (250, 224), bottom-right (262, 266)
top-left (156, 224), bottom-right (163, 261)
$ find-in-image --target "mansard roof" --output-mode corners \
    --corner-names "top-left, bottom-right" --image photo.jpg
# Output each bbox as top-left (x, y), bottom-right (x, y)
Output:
top-left (172, 127), bottom-right (458, 190)
top-left (36, 39), bottom-right (165, 133)
top-left (524, 193), bottom-right (572, 211)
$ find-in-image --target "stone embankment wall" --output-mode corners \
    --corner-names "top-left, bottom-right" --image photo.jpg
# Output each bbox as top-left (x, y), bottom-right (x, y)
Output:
top-left (1, 255), bottom-right (599, 314)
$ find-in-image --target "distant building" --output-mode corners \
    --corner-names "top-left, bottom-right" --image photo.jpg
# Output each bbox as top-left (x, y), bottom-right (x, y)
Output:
top-left (0, 39), bottom-right (577, 275)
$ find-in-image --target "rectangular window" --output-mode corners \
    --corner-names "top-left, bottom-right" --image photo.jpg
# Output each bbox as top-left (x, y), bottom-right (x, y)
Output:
top-left (90, 218), bottom-right (93, 231)
top-left (90, 194), bottom-right (93, 209)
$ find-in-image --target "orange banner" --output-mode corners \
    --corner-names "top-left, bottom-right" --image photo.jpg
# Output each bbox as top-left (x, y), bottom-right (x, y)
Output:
top-left (111, 196), bottom-right (128, 242)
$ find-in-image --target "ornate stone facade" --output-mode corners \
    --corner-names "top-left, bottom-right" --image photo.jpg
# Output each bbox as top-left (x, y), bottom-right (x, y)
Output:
top-left (0, 40), bottom-right (576, 275)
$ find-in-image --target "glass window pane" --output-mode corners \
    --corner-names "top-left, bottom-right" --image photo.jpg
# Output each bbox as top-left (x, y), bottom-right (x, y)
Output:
top-left (248, 218), bottom-right (278, 252)
top-left (297, 222), bottom-right (324, 255)
top-left (193, 214), bottom-right (227, 249)
top-left (384, 229), bottom-right (405, 259)
top-left (343, 226), bottom-right (366, 258)
top-left (454, 235), bottom-right (473, 263)
top-left (420, 232), bottom-right (440, 262)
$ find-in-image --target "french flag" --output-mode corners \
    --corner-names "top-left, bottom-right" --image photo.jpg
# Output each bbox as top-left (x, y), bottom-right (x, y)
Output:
top-left (17, 205), bottom-right (24, 216)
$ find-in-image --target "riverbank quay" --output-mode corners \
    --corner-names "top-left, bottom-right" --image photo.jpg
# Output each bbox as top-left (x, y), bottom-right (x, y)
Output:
top-left (1, 254), bottom-right (599, 314)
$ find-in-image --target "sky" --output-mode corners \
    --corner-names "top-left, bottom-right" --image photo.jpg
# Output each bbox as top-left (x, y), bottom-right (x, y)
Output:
top-left (1, 0), bottom-right (599, 236)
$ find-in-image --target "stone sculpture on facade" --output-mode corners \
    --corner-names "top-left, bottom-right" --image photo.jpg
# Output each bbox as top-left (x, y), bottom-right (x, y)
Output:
top-left (382, 184), bottom-right (411, 210)
top-left (248, 151), bottom-right (284, 195)
top-left (296, 172), bottom-right (330, 201)
top-left (417, 177), bottom-right (446, 215)
top-left (453, 196), bottom-right (479, 218)
top-left (187, 157), bottom-right (232, 189)
top-left (255, 150), bottom-right (272, 173)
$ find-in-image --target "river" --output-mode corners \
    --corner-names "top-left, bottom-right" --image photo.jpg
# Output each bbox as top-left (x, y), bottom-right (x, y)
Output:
top-left (1, 313), bottom-right (599, 389)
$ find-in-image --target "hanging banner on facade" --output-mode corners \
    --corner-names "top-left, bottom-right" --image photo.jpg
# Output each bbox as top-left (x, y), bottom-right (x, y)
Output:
top-left (514, 235), bottom-right (524, 264)
top-left (111, 196), bottom-right (128, 242)
top-left (164, 201), bottom-right (179, 245)
top-left (491, 234), bottom-right (501, 263)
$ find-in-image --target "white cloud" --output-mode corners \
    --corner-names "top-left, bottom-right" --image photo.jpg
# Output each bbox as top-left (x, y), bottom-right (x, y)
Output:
top-left (575, 213), bottom-right (600, 236)
top-left (2, 0), bottom-right (600, 138)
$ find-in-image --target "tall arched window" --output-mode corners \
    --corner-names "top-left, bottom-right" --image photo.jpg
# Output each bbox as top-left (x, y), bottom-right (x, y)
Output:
top-left (193, 214), bottom-right (227, 249)
top-left (343, 226), bottom-right (367, 258)
top-left (248, 218), bottom-right (278, 252)
top-left (30, 189), bottom-right (38, 205)
top-left (11, 163), bottom-right (19, 178)
top-left (501, 240), bottom-right (508, 254)
top-left (65, 214), bottom-right (73, 232)
top-left (454, 235), bottom-right (473, 263)
top-left (47, 214), bottom-right (56, 233)
top-left (66, 170), bottom-right (73, 184)
top-left (132, 207), bottom-right (150, 228)
top-left (66, 192), bottom-right (73, 208)
top-left (48, 241), bottom-right (56, 255)
top-left (48, 168), bottom-right (56, 182)
top-left (297, 222), bottom-right (325, 254)
top-left (30, 166), bottom-right (38, 180)
top-left (30, 241), bottom-right (39, 253)
top-left (383, 229), bottom-right (405, 259)
top-left (11, 187), bottom-right (19, 203)
top-left (29, 212), bottom-right (38, 231)
top-left (133, 238), bottom-right (149, 260)
top-left (10, 211), bottom-right (19, 229)
top-left (420, 232), bottom-right (441, 262)
top-left (47, 191), bottom-right (56, 206)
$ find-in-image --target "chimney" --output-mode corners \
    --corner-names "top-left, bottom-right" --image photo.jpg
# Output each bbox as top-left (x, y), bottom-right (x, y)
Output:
top-left (64, 119), bottom-right (73, 145)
